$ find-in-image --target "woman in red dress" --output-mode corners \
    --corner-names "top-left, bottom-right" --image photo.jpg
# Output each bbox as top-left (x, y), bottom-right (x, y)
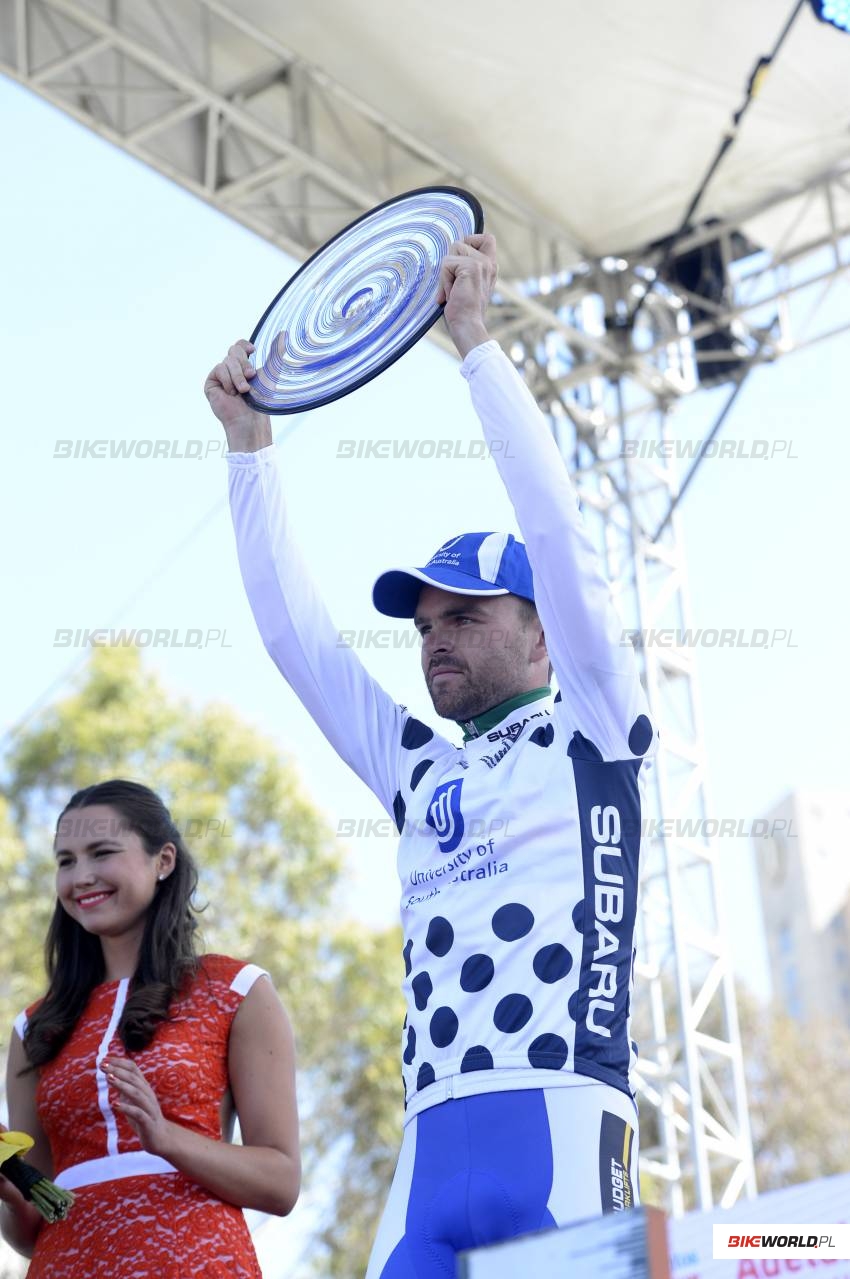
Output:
top-left (0, 779), bottom-right (300, 1277)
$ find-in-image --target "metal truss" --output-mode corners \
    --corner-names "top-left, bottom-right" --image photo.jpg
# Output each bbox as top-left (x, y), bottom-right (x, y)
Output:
top-left (4, 0), bottom-right (850, 1218)
top-left (0, 0), bottom-right (587, 342)
top-left (564, 390), bottom-right (760, 1213)
top-left (493, 165), bottom-right (848, 1215)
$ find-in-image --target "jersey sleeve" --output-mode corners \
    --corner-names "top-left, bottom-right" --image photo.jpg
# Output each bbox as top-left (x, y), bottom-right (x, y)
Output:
top-left (461, 342), bottom-right (658, 764)
top-left (227, 446), bottom-right (413, 817)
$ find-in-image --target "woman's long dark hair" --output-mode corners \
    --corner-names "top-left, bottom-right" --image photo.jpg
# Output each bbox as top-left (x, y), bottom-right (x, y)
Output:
top-left (23, 779), bottom-right (201, 1069)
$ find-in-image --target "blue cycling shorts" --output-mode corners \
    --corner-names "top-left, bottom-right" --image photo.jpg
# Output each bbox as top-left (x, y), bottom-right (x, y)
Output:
top-left (365, 1082), bottom-right (639, 1278)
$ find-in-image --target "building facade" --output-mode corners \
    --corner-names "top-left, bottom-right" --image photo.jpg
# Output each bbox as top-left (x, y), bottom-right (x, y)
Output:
top-left (755, 790), bottom-right (850, 1024)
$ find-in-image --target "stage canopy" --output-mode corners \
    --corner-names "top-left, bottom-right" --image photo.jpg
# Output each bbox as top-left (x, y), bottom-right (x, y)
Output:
top-left (227, 0), bottom-right (850, 266)
top-left (4, 0), bottom-right (848, 279)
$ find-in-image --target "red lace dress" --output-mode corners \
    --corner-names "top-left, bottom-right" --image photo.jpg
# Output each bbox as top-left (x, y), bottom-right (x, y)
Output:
top-left (16, 955), bottom-right (268, 1278)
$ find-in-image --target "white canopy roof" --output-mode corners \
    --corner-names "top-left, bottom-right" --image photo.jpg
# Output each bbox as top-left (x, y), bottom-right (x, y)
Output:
top-left (240, 0), bottom-right (850, 263)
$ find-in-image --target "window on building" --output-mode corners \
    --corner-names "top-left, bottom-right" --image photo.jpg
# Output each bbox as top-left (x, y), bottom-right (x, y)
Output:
top-left (783, 964), bottom-right (801, 1020)
top-left (766, 833), bottom-right (791, 887)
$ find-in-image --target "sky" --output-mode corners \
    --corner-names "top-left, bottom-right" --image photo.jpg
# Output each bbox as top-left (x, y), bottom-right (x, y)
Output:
top-left (1, 70), bottom-right (849, 1268)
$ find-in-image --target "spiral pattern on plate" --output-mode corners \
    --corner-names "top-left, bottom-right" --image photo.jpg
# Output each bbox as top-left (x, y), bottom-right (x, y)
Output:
top-left (246, 188), bottom-right (482, 413)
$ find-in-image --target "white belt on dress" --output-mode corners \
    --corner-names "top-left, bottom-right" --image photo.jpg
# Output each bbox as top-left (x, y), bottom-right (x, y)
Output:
top-left (54, 1151), bottom-right (179, 1190)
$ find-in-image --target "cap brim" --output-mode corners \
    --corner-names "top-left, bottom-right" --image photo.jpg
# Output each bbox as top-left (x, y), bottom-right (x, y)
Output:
top-left (372, 566), bottom-right (510, 618)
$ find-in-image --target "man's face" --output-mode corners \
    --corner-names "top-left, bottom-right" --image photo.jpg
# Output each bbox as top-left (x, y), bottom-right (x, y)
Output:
top-left (415, 585), bottom-right (546, 721)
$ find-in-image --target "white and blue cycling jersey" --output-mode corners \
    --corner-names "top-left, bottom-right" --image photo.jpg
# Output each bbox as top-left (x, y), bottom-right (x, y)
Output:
top-left (227, 340), bottom-right (659, 1123)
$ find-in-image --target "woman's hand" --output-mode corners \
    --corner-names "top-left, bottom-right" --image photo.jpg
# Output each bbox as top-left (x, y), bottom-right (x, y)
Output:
top-left (102, 1057), bottom-right (176, 1160)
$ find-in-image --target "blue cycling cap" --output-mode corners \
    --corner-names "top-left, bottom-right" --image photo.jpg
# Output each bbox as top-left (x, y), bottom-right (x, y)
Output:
top-left (372, 531), bottom-right (535, 619)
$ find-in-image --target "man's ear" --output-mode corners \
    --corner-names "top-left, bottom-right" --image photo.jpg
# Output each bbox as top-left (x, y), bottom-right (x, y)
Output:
top-left (536, 628), bottom-right (553, 684)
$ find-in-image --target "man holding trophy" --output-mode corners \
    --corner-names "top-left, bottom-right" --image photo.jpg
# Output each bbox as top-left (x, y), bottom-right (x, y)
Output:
top-left (205, 231), bottom-right (657, 1277)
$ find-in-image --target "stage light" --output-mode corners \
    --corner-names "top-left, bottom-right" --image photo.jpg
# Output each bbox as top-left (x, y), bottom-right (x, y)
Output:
top-left (667, 240), bottom-right (745, 387)
top-left (808, 0), bottom-right (850, 33)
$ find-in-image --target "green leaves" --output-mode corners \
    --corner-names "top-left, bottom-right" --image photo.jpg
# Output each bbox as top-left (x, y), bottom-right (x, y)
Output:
top-left (737, 988), bottom-right (850, 1192)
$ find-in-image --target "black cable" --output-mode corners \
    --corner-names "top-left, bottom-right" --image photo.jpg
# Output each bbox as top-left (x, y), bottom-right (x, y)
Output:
top-left (627, 0), bottom-right (808, 333)
top-left (649, 335), bottom-right (772, 544)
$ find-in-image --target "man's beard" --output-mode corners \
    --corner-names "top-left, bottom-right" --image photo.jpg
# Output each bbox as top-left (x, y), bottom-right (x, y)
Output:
top-left (426, 664), bottom-right (514, 721)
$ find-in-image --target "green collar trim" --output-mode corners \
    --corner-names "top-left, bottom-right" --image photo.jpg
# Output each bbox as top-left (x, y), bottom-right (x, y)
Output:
top-left (458, 686), bottom-right (552, 742)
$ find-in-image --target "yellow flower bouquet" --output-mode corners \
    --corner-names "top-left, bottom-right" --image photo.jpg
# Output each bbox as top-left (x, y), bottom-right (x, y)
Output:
top-left (0, 1131), bottom-right (75, 1222)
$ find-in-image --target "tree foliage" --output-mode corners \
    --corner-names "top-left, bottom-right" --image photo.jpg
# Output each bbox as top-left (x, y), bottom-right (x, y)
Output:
top-left (736, 987), bottom-right (850, 1193)
top-left (0, 646), bottom-right (402, 1277)
top-left (632, 972), bottom-right (850, 1210)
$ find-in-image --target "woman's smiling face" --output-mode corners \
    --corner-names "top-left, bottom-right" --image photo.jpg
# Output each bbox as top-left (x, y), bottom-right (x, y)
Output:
top-left (54, 803), bottom-right (172, 940)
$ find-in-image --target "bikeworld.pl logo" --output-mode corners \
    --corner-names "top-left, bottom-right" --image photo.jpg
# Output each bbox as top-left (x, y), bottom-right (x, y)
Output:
top-left (712, 1225), bottom-right (849, 1260)
top-left (336, 439), bottom-right (515, 461)
top-left (621, 439), bottom-right (798, 461)
top-left (57, 814), bottom-right (233, 841)
top-left (54, 628), bottom-right (231, 649)
top-left (622, 628), bottom-right (797, 650)
top-left (426, 779), bottom-right (465, 853)
top-left (53, 439), bottom-right (228, 460)
top-left (337, 817), bottom-right (511, 840)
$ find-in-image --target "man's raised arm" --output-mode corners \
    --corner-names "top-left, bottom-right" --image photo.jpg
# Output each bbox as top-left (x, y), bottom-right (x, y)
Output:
top-left (205, 341), bottom-right (414, 818)
top-left (438, 238), bottom-right (658, 764)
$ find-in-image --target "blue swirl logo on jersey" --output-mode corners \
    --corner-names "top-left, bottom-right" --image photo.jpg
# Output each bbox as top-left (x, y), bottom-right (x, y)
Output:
top-left (426, 779), bottom-right (465, 853)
